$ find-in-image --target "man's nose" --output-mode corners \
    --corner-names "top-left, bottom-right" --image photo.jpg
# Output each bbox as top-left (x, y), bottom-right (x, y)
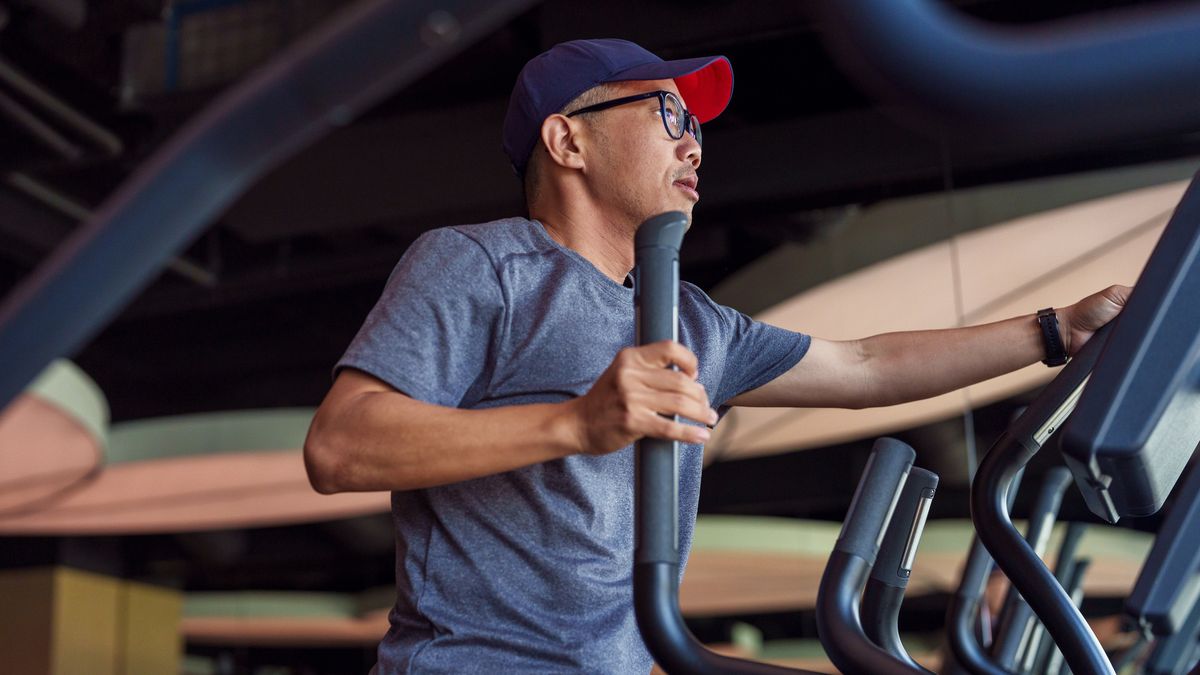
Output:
top-left (678, 133), bottom-right (701, 169)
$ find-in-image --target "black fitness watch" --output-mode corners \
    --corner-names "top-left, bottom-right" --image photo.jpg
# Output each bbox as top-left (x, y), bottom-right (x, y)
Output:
top-left (1037, 307), bottom-right (1068, 367)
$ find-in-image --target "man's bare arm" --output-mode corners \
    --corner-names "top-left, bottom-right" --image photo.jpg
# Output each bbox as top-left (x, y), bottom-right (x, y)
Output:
top-left (304, 341), bottom-right (718, 493)
top-left (729, 285), bottom-right (1130, 410)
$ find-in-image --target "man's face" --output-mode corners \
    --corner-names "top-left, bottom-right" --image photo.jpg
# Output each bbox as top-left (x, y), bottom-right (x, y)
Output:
top-left (579, 79), bottom-right (703, 229)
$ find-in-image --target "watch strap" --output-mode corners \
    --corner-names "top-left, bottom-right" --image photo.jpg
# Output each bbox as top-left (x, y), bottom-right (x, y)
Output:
top-left (1037, 307), bottom-right (1068, 367)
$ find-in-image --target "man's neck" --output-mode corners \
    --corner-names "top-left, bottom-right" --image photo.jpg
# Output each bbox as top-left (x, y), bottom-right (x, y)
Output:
top-left (530, 204), bottom-right (635, 284)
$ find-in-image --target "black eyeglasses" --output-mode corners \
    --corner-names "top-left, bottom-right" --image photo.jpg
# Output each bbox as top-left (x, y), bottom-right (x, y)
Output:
top-left (566, 90), bottom-right (702, 146)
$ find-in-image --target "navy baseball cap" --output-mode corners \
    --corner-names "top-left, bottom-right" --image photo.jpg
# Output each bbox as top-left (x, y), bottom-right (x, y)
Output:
top-left (503, 38), bottom-right (733, 176)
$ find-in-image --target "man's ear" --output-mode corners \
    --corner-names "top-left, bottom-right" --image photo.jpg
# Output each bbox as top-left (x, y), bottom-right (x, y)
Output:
top-left (540, 114), bottom-right (587, 171)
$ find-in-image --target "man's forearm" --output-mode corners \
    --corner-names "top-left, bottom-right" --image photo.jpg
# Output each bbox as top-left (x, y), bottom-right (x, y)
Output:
top-left (307, 341), bottom-right (715, 494)
top-left (732, 286), bottom-right (1125, 410)
top-left (731, 312), bottom-right (1054, 409)
top-left (305, 392), bottom-right (583, 493)
top-left (857, 311), bottom-right (1054, 407)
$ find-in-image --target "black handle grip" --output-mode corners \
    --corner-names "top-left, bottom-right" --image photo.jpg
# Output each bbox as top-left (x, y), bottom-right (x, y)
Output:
top-left (634, 211), bottom-right (688, 251)
top-left (836, 437), bottom-right (916, 564)
top-left (870, 466), bottom-right (939, 587)
top-left (634, 211), bottom-right (688, 349)
top-left (633, 211), bottom-right (689, 566)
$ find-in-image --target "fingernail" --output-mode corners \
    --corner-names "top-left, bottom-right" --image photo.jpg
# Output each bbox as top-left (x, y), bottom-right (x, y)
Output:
top-left (696, 428), bottom-right (711, 442)
top-left (709, 409), bottom-right (719, 424)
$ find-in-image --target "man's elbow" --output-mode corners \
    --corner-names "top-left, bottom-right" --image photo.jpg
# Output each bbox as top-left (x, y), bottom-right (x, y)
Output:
top-left (304, 427), bottom-right (349, 495)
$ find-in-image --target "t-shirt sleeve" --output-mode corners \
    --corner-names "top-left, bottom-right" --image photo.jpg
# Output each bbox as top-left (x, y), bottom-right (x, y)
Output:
top-left (708, 299), bottom-right (811, 406)
top-left (335, 227), bottom-right (504, 407)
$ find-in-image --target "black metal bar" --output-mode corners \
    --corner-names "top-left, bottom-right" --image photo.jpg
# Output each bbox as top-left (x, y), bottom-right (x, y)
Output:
top-left (1127, 456), bottom-right (1200, 637)
top-left (947, 469), bottom-right (1024, 675)
top-left (1025, 521), bottom-right (1086, 674)
top-left (1144, 590), bottom-right (1200, 675)
top-left (991, 468), bottom-right (1073, 669)
top-left (0, 55), bottom-right (123, 155)
top-left (948, 541), bottom-right (1014, 675)
top-left (1050, 558), bottom-right (1093, 675)
top-left (0, 88), bottom-right (83, 160)
top-left (0, 0), bottom-right (537, 410)
top-left (635, 564), bottom-right (808, 675)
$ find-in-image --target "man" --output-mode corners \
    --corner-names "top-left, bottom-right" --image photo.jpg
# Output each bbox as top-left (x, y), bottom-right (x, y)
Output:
top-left (304, 39), bottom-right (1127, 673)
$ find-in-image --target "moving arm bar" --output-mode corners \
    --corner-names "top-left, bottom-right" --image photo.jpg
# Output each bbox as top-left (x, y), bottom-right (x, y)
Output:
top-left (972, 327), bottom-right (1116, 675)
top-left (634, 211), bottom-right (819, 674)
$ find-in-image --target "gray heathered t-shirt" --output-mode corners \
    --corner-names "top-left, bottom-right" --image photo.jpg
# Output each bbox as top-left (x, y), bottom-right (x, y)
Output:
top-left (337, 217), bottom-right (810, 674)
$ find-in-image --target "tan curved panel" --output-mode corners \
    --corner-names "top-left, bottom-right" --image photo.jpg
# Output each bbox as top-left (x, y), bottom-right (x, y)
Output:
top-left (182, 614), bottom-right (389, 647)
top-left (0, 395), bottom-right (102, 515)
top-left (0, 449), bottom-right (389, 535)
top-left (680, 520), bottom-right (1152, 616)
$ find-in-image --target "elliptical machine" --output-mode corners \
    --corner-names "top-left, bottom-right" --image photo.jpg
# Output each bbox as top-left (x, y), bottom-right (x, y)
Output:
top-left (634, 164), bottom-right (1200, 673)
top-left (967, 170), bottom-right (1200, 675)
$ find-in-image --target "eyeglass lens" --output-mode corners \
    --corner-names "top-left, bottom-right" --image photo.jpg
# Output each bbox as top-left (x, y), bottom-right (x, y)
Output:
top-left (662, 93), bottom-right (701, 145)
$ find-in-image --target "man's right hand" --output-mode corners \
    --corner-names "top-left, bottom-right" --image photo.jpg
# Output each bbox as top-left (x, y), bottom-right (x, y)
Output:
top-left (570, 340), bottom-right (718, 456)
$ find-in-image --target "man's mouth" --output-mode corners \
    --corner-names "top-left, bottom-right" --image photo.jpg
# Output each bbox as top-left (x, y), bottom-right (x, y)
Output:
top-left (673, 175), bottom-right (700, 201)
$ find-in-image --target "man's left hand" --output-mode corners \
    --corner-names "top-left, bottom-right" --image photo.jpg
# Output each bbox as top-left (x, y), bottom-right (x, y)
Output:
top-left (1061, 285), bottom-right (1132, 355)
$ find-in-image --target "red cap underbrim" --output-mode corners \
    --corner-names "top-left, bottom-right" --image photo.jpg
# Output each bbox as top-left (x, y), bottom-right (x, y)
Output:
top-left (610, 55), bottom-right (734, 123)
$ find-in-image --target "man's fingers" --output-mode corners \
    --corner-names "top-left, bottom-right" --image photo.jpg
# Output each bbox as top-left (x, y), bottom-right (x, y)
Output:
top-left (1104, 284), bottom-right (1133, 306)
top-left (657, 393), bottom-right (718, 427)
top-left (644, 413), bottom-right (711, 444)
top-left (631, 370), bottom-right (717, 424)
top-left (630, 390), bottom-right (718, 428)
top-left (640, 368), bottom-right (709, 400)
top-left (637, 340), bottom-right (700, 378)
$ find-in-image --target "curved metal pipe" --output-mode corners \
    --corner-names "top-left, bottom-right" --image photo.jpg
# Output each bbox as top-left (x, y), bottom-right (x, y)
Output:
top-left (1026, 521), bottom-right (1087, 673)
top-left (968, 325), bottom-right (1113, 675)
top-left (947, 562), bottom-right (1013, 675)
top-left (991, 467), bottom-right (1073, 668)
top-left (973, 445), bottom-right (1113, 674)
top-left (947, 467), bottom-right (1024, 675)
top-left (818, 551), bottom-right (927, 675)
top-left (861, 585), bottom-right (913, 668)
top-left (635, 563), bottom-right (808, 674)
top-left (818, 0), bottom-right (1200, 146)
top-left (970, 326), bottom-right (1115, 675)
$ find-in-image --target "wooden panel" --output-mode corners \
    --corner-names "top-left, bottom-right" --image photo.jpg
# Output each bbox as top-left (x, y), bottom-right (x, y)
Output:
top-left (117, 582), bottom-right (183, 675)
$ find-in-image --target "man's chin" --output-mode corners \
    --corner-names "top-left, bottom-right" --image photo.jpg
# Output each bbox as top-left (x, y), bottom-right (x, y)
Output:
top-left (635, 204), bottom-right (694, 229)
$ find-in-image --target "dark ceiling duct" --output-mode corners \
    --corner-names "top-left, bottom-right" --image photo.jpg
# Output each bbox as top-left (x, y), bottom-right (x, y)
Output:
top-left (817, 0), bottom-right (1200, 149)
